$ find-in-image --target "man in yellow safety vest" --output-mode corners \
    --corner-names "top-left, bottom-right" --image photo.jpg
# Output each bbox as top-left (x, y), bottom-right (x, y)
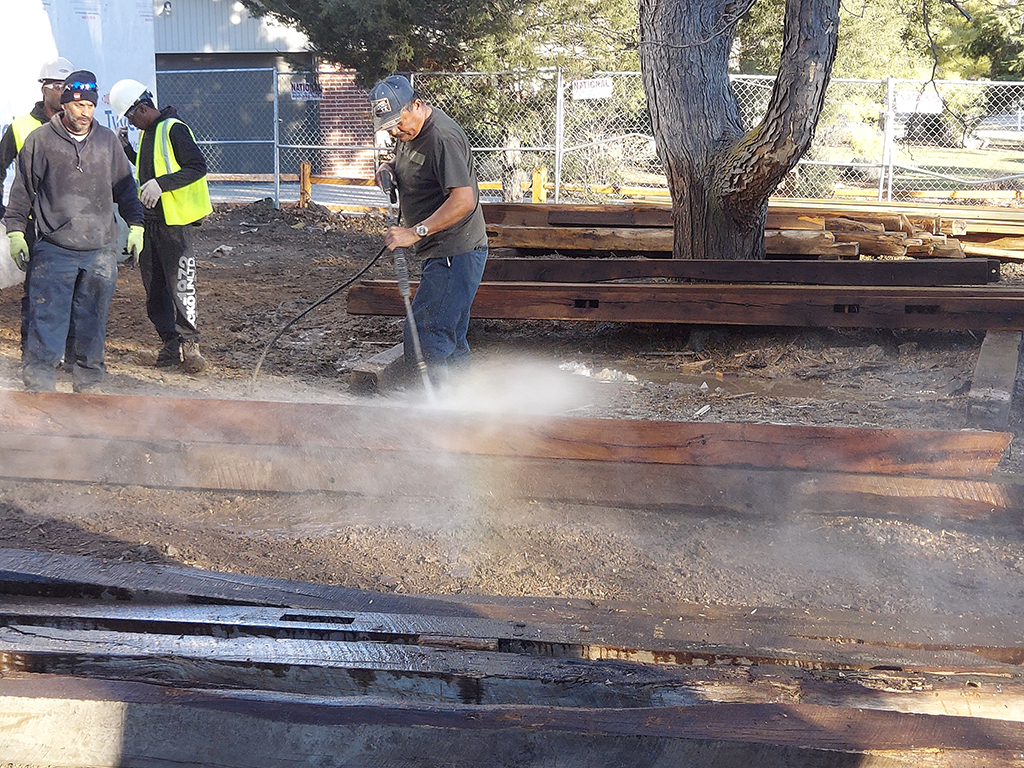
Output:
top-left (0, 57), bottom-right (75, 354)
top-left (110, 78), bottom-right (213, 373)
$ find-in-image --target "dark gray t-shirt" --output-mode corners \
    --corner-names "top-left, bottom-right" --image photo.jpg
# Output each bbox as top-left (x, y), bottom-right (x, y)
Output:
top-left (394, 106), bottom-right (488, 261)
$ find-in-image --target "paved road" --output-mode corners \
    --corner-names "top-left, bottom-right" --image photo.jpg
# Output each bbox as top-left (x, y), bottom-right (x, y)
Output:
top-left (209, 181), bottom-right (508, 209)
top-left (209, 181), bottom-right (391, 209)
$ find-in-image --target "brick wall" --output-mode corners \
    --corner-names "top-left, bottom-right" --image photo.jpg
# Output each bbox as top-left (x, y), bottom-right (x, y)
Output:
top-left (317, 66), bottom-right (376, 178)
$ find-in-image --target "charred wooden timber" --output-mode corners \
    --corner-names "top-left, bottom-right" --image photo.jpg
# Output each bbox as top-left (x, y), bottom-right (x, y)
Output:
top-left (482, 257), bottom-right (1000, 285)
top-left (0, 552), bottom-right (1022, 767)
top-left (347, 279), bottom-right (1024, 331)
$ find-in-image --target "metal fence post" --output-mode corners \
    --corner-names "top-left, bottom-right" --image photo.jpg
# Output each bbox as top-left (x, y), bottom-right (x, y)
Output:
top-left (554, 69), bottom-right (565, 204)
top-left (273, 69), bottom-right (281, 209)
top-left (880, 77), bottom-right (895, 202)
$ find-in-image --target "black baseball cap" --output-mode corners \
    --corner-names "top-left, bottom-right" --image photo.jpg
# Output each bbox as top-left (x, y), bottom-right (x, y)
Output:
top-left (370, 75), bottom-right (415, 131)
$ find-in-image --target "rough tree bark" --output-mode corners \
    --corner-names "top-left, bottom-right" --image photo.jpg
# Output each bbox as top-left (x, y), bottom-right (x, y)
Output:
top-left (638, 0), bottom-right (840, 260)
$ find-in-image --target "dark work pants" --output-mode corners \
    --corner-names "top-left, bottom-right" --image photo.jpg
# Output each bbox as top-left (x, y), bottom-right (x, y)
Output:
top-left (140, 219), bottom-right (199, 345)
top-left (405, 247), bottom-right (487, 385)
top-left (18, 227), bottom-right (75, 360)
top-left (23, 239), bottom-right (117, 392)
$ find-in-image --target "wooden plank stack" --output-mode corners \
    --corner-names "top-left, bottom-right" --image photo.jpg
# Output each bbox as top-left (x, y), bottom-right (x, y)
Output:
top-left (483, 200), bottom-right (1001, 260)
top-left (348, 200), bottom-right (1024, 330)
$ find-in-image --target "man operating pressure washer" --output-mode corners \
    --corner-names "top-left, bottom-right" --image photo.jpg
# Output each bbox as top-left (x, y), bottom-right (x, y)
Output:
top-left (370, 75), bottom-right (488, 389)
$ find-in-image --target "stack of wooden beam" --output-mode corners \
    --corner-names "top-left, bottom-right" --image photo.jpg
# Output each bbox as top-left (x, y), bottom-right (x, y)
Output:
top-left (769, 199), bottom-right (1024, 262)
top-left (346, 200), bottom-right (1024, 331)
top-left (483, 201), bottom-right (982, 260)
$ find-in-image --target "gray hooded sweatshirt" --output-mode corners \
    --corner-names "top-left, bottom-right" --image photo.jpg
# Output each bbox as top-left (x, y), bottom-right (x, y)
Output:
top-left (4, 113), bottom-right (144, 251)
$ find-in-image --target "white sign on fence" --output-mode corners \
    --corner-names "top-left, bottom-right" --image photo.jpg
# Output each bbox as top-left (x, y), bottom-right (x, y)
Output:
top-left (291, 81), bottom-right (323, 101)
top-left (572, 77), bottom-right (613, 100)
top-left (894, 89), bottom-right (944, 114)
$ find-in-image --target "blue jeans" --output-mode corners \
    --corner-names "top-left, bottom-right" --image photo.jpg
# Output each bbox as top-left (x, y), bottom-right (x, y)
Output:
top-left (23, 239), bottom-right (118, 392)
top-left (406, 247), bottom-right (487, 384)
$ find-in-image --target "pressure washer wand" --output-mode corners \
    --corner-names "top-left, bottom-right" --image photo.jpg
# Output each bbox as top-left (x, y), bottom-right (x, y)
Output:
top-left (380, 167), bottom-right (436, 403)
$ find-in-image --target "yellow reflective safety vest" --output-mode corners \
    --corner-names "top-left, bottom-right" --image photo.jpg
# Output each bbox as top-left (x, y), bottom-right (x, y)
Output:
top-left (11, 113), bottom-right (44, 152)
top-left (139, 117), bottom-right (213, 226)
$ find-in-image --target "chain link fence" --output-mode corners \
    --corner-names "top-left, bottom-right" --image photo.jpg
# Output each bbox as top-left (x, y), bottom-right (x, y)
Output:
top-left (157, 67), bottom-right (1024, 207)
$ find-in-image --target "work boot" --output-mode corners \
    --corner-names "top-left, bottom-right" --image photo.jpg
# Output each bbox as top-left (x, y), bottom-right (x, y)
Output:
top-left (136, 341), bottom-right (181, 367)
top-left (181, 341), bottom-right (207, 374)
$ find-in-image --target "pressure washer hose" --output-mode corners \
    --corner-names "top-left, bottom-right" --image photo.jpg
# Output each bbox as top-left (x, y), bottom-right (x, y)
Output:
top-left (249, 243), bottom-right (387, 396)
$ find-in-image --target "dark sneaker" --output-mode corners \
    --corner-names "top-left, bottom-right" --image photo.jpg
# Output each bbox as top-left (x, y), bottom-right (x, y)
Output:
top-left (181, 341), bottom-right (207, 373)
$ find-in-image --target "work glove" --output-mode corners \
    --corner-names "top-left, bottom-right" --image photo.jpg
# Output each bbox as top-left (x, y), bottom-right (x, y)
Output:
top-left (126, 225), bottom-right (144, 267)
top-left (116, 125), bottom-right (131, 152)
top-left (139, 178), bottom-right (163, 208)
top-left (7, 231), bottom-right (29, 271)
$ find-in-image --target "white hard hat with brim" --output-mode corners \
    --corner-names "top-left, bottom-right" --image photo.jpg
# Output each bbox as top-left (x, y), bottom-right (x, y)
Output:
top-left (39, 57), bottom-right (73, 83)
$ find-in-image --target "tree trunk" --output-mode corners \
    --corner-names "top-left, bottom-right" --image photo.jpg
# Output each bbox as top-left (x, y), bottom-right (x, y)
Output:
top-left (639, 0), bottom-right (840, 260)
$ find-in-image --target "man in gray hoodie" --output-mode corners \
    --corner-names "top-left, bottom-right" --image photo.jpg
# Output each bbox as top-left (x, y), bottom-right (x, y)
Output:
top-left (4, 70), bottom-right (145, 393)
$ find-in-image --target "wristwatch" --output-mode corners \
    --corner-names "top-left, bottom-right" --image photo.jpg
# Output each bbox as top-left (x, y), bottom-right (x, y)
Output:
top-left (414, 224), bottom-right (429, 238)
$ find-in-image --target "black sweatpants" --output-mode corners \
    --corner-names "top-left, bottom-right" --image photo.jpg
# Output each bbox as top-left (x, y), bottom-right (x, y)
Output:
top-left (140, 219), bottom-right (199, 344)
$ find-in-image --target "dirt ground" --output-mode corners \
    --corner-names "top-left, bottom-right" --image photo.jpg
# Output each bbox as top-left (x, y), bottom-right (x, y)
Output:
top-left (1, 200), bottom-right (1023, 621)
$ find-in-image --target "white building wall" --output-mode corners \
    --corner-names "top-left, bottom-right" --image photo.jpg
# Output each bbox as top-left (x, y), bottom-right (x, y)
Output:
top-left (154, 0), bottom-right (308, 54)
top-left (1, 0), bottom-right (157, 289)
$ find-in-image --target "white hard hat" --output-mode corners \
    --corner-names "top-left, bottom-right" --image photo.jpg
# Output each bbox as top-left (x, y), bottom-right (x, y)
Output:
top-left (38, 57), bottom-right (74, 83)
top-left (109, 78), bottom-right (155, 117)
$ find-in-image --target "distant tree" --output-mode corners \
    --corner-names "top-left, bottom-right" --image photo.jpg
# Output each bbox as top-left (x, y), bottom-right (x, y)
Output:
top-left (484, 0), bottom-right (640, 73)
top-left (238, 0), bottom-right (519, 84)
top-left (957, 3), bottom-right (1024, 79)
top-left (734, 0), bottom-right (931, 79)
top-left (239, 0), bottom-right (639, 83)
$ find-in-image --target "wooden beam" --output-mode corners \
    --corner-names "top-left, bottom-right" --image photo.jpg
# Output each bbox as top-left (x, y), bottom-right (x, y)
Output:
top-left (486, 225), bottom-right (862, 258)
top-left (925, 239), bottom-right (968, 259)
top-left (481, 257), bottom-right (1001, 286)
top-left (298, 162), bottom-right (311, 208)
top-left (1, 676), bottom-right (1022, 767)
top-left (547, 206), bottom-right (672, 228)
top-left (486, 224), bottom-right (675, 252)
top-left (348, 279), bottom-right (1024, 331)
top-left (0, 432), bottom-right (1019, 516)
top-left (963, 243), bottom-right (1024, 263)
top-left (0, 392), bottom-right (1009, 478)
top-left (349, 342), bottom-right (407, 394)
top-left (763, 229), bottom-right (855, 257)
top-left (823, 216), bottom-right (885, 233)
top-left (967, 331), bottom-right (1023, 430)
top-left (831, 231), bottom-right (910, 257)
